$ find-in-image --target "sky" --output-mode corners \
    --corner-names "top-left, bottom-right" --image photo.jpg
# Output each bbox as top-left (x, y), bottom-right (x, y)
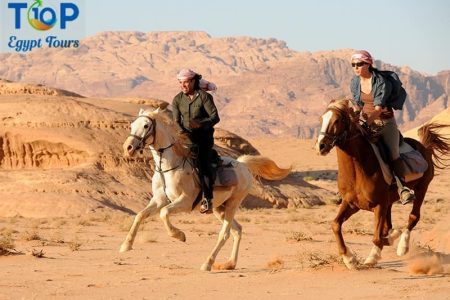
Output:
top-left (82, 0), bottom-right (450, 75)
top-left (1, 0), bottom-right (448, 74)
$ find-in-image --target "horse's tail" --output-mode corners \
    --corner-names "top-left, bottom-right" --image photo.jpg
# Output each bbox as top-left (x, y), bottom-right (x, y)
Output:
top-left (237, 155), bottom-right (291, 180)
top-left (418, 122), bottom-right (450, 169)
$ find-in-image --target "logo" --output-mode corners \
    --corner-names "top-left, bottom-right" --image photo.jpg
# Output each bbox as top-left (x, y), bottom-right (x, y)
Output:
top-left (8, 0), bottom-right (79, 31)
top-left (1, 0), bottom-right (85, 52)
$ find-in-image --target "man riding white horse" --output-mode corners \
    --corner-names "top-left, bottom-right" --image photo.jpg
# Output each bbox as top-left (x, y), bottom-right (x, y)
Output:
top-left (172, 68), bottom-right (219, 214)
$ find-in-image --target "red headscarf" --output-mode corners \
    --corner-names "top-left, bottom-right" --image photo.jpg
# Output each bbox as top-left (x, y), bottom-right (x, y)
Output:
top-left (351, 50), bottom-right (373, 65)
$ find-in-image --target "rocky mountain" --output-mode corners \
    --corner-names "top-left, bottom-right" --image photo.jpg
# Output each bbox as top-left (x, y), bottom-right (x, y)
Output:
top-left (0, 82), bottom-right (333, 217)
top-left (0, 31), bottom-right (448, 138)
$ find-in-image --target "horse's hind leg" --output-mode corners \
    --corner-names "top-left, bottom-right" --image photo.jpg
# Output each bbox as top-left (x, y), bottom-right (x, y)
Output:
top-left (200, 201), bottom-right (240, 271)
top-left (398, 186), bottom-right (426, 256)
top-left (210, 205), bottom-right (242, 271)
top-left (120, 198), bottom-right (161, 252)
top-left (331, 201), bottom-right (360, 269)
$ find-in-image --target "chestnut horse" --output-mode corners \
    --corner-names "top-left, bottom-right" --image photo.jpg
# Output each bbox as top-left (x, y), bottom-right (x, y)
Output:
top-left (315, 99), bottom-right (450, 269)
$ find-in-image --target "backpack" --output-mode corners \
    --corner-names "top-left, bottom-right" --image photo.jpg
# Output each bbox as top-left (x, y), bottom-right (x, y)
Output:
top-left (378, 70), bottom-right (407, 110)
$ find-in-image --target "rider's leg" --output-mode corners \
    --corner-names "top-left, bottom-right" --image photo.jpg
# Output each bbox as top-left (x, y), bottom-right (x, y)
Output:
top-left (381, 118), bottom-right (415, 204)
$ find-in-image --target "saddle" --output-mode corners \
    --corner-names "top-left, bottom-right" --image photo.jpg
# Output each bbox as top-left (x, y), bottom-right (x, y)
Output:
top-left (370, 134), bottom-right (428, 185)
top-left (191, 156), bottom-right (238, 211)
top-left (213, 156), bottom-right (238, 187)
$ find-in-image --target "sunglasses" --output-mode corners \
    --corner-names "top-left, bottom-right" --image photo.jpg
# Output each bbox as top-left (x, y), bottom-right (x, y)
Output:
top-left (351, 62), bottom-right (367, 68)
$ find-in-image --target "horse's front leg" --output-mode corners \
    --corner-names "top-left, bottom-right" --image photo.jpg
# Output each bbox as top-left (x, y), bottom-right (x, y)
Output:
top-left (159, 196), bottom-right (192, 242)
top-left (364, 203), bottom-right (389, 266)
top-left (119, 197), bottom-right (165, 252)
top-left (331, 200), bottom-right (360, 269)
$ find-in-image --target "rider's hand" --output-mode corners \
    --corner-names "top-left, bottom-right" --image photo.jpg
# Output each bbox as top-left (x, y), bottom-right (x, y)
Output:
top-left (189, 119), bottom-right (202, 129)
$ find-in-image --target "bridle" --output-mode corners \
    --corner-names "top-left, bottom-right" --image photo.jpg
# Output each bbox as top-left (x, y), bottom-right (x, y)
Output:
top-left (129, 115), bottom-right (157, 151)
top-left (128, 114), bottom-right (189, 203)
top-left (319, 107), bottom-right (357, 148)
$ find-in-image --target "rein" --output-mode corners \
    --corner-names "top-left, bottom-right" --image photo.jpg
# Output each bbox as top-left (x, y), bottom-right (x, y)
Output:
top-left (320, 107), bottom-right (362, 147)
top-left (129, 114), bottom-right (191, 203)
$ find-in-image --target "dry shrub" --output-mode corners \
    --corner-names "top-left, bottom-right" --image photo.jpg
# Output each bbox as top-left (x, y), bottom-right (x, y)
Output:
top-left (68, 239), bottom-right (82, 251)
top-left (78, 219), bottom-right (94, 226)
top-left (297, 251), bottom-right (342, 269)
top-left (286, 231), bottom-right (312, 242)
top-left (178, 219), bottom-right (195, 224)
top-left (344, 228), bottom-right (372, 236)
top-left (237, 216), bottom-right (251, 223)
top-left (30, 249), bottom-right (45, 258)
top-left (266, 257), bottom-right (285, 271)
top-left (22, 231), bottom-right (42, 241)
top-left (0, 232), bottom-right (15, 255)
top-left (87, 213), bottom-right (112, 223)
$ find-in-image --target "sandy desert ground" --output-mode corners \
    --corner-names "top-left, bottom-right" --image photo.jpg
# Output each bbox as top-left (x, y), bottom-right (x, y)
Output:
top-left (0, 81), bottom-right (449, 299)
top-left (1, 136), bottom-right (449, 299)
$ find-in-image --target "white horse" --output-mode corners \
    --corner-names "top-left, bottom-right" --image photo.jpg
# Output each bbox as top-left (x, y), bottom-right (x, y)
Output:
top-left (119, 108), bottom-right (290, 271)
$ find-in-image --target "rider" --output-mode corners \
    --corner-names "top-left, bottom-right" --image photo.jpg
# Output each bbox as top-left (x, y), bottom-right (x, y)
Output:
top-left (172, 69), bottom-right (220, 214)
top-left (349, 50), bottom-right (415, 205)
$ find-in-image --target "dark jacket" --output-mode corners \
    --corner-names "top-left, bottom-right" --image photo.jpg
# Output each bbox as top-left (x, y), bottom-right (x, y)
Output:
top-left (350, 70), bottom-right (393, 108)
top-left (172, 90), bottom-right (220, 135)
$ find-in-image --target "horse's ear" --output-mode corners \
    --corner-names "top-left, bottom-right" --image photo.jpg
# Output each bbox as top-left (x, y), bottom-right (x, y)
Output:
top-left (154, 107), bottom-right (160, 114)
top-left (138, 108), bottom-right (145, 116)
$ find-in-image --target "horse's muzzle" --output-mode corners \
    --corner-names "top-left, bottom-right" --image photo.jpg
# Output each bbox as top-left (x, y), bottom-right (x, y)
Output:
top-left (123, 137), bottom-right (136, 157)
top-left (315, 140), bottom-right (331, 156)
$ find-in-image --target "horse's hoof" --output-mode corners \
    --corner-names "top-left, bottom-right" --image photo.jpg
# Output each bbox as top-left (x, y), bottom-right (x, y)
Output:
top-left (342, 248), bottom-right (358, 270)
top-left (363, 257), bottom-right (378, 266)
top-left (200, 263), bottom-right (212, 271)
top-left (173, 231), bottom-right (186, 242)
top-left (119, 244), bottom-right (131, 253)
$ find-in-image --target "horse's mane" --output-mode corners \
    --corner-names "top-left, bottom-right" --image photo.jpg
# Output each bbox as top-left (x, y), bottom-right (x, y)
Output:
top-left (328, 98), bottom-right (351, 112)
top-left (143, 109), bottom-right (193, 158)
top-left (327, 99), bottom-right (373, 140)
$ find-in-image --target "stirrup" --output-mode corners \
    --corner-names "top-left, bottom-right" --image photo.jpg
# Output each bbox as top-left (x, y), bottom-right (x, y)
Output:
top-left (200, 199), bottom-right (213, 214)
top-left (399, 188), bottom-right (415, 205)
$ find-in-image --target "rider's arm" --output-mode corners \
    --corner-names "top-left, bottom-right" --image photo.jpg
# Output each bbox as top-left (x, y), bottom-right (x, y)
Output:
top-left (199, 93), bottom-right (220, 128)
top-left (172, 95), bottom-right (185, 133)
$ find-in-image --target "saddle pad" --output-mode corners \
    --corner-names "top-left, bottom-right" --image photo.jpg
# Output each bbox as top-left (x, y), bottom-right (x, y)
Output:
top-left (371, 141), bottom-right (424, 185)
top-left (214, 157), bottom-right (238, 187)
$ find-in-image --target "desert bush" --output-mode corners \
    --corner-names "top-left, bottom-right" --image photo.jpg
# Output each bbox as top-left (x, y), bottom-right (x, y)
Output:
top-left (30, 249), bottom-right (45, 258)
top-left (0, 232), bottom-right (15, 253)
top-left (22, 231), bottom-right (42, 241)
top-left (286, 231), bottom-right (313, 242)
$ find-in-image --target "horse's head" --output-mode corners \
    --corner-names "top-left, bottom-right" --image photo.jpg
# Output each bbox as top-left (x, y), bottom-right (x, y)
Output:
top-left (123, 108), bottom-right (158, 157)
top-left (315, 99), bottom-right (353, 155)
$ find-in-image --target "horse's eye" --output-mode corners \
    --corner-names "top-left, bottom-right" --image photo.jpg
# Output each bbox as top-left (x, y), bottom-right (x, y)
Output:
top-left (144, 124), bottom-right (149, 129)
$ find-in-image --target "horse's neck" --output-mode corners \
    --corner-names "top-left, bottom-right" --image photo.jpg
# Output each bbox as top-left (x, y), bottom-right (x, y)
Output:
top-left (149, 124), bottom-right (184, 169)
top-left (336, 127), bottom-right (374, 168)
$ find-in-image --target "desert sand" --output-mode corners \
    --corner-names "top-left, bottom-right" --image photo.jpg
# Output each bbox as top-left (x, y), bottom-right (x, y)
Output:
top-left (0, 84), bottom-right (449, 299)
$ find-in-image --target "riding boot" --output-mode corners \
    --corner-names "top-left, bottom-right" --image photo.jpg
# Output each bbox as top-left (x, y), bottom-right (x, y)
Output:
top-left (392, 158), bottom-right (415, 205)
top-left (200, 175), bottom-right (214, 214)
